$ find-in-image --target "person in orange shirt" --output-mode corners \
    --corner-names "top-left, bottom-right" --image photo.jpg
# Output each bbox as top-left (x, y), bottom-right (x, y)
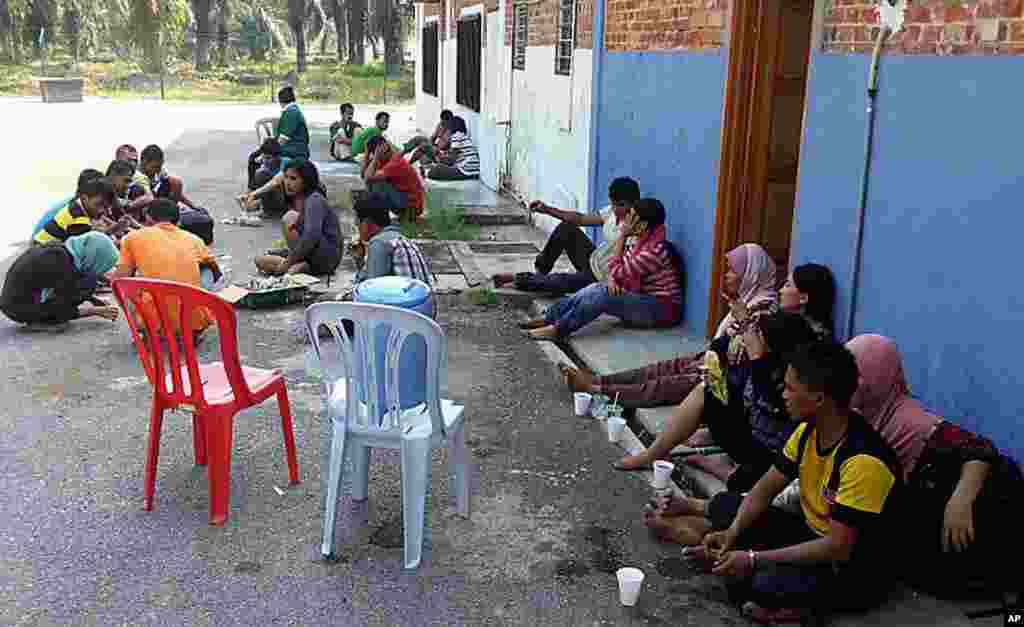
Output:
top-left (112, 199), bottom-right (220, 337)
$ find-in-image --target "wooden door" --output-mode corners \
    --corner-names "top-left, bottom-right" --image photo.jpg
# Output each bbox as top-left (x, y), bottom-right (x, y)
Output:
top-left (707, 0), bottom-right (814, 336)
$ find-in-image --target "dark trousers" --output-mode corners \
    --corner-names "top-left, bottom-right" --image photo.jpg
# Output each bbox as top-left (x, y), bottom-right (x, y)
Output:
top-left (426, 164), bottom-right (477, 181)
top-left (247, 149), bottom-right (262, 190)
top-left (367, 181), bottom-right (409, 213)
top-left (513, 222), bottom-right (598, 295)
top-left (708, 492), bottom-right (890, 612)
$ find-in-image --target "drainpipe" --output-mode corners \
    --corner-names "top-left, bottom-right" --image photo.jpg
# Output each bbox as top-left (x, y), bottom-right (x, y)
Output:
top-left (584, 0), bottom-right (607, 242)
top-left (845, 24), bottom-right (891, 341)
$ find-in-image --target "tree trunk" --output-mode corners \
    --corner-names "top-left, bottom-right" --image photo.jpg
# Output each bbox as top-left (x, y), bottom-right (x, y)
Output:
top-left (383, 0), bottom-right (401, 70)
top-left (191, 0), bottom-right (212, 71)
top-left (293, 24), bottom-right (307, 73)
top-left (216, 0), bottom-right (230, 66)
top-left (347, 0), bottom-right (365, 65)
top-left (332, 0), bottom-right (346, 63)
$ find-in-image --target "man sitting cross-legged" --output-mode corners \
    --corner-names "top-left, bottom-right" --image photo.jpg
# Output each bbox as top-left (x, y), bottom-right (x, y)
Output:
top-left (522, 197), bottom-right (682, 341)
top-left (362, 135), bottom-right (424, 222)
top-left (493, 177), bottom-right (641, 295)
top-left (112, 199), bottom-right (220, 338)
top-left (680, 342), bottom-right (902, 624)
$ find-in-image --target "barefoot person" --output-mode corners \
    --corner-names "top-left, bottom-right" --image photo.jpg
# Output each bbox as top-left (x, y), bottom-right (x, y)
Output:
top-left (522, 198), bottom-right (682, 341)
top-left (695, 342), bottom-right (901, 624)
top-left (493, 178), bottom-right (641, 295)
top-left (254, 160), bottom-right (341, 276)
top-left (2, 232), bottom-right (120, 329)
top-left (330, 103), bottom-right (362, 161)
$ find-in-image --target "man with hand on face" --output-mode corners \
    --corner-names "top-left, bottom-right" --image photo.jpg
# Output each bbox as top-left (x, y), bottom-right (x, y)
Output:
top-left (695, 342), bottom-right (902, 624)
top-left (361, 135), bottom-right (424, 222)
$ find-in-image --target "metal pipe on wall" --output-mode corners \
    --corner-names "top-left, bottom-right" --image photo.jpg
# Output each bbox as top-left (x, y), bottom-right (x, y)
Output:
top-left (585, 0), bottom-right (607, 241)
top-left (845, 24), bottom-right (891, 340)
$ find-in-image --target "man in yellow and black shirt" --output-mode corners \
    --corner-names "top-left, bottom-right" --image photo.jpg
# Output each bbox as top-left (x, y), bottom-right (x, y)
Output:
top-left (699, 342), bottom-right (902, 623)
top-left (33, 177), bottom-right (115, 245)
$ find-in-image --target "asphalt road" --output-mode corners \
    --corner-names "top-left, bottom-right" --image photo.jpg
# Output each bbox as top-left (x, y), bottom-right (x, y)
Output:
top-left (0, 100), bottom-right (740, 626)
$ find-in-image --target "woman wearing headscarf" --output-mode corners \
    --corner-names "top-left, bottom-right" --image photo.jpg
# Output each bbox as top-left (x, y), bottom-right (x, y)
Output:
top-left (1, 232), bottom-right (121, 328)
top-left (561, 243), bottom-right (780, 409)
top-left (846, 334), bottom-right (1023, 598)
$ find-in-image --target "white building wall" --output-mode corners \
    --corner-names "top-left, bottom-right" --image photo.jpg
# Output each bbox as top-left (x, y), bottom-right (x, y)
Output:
top-left (415, 6), bottom-right (442, 135)
top-left (509, 47), bottom-right (593, 231)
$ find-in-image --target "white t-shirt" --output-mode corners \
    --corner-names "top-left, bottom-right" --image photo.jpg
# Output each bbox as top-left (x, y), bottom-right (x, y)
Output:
top-left (588, 206), bottom-right (624, 282)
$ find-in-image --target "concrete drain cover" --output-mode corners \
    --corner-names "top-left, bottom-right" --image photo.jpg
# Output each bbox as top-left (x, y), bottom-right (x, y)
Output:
top-left (415, 241), bottom-right (462, 274)
top-left (467, 242), bottom-right (540, 255)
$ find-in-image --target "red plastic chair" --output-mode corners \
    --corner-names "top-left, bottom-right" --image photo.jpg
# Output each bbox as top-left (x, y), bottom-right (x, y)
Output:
top-left (112, 278), bottom-right (300, 525)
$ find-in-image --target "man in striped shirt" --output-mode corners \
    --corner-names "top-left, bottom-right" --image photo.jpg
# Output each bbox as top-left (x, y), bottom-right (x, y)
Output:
top-left (523, 198), bottom-right (683, 340)
top-left (425, 116), bottom-right (479, 180)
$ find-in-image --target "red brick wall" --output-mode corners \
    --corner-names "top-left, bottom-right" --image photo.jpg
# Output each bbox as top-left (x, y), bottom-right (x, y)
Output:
top-left (824, 0), bottom-right (1024, 55)
top-left (577, 0), bottom-right (595, 49)
top-left (502, 0), bottom-right (594, 49)
top-left (604, 0), bottom-right (728, 52)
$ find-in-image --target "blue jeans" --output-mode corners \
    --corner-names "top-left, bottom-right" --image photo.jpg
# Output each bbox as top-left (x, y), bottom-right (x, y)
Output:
top-left (544, 283), bottom-right (666, 337)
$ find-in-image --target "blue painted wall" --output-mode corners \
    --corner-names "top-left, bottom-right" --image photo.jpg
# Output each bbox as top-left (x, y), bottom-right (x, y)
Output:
top-left (594, 51), bottom-right (728, 334)
top-left (794, 53), bottom-right (1024, 464)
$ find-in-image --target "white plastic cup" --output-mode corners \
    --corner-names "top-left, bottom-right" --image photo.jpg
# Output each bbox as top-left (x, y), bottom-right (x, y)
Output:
top-left (574, 392), bottom-right (593, 416)
top-left (652, 460), bottom-right (675, 489)
top-left (606, 416), bottom-right (626, 443)
top-left (616, 567), bottom-right (645, 606)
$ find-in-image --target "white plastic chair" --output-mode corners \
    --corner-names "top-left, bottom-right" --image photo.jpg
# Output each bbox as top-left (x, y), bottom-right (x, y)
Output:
top-left (305, 302), bottom-right (470, 569)
top-left (256, 117), bottom-right (278, 144)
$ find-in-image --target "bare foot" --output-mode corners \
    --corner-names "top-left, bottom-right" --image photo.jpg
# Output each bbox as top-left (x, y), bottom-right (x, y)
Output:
top-left (613, 450), bottom-right (658, 471)
top-left (526, 325), bottom-right (559, 341)
top-left (641, 510), bottom-right (708, 546)
top-left (517, 318), bottom-right (547, 330)
top-left (656, 494), bottom-right (707, 518)
top-left (558, 363), bottom-right (595, 392)
top-left (493, 273), bottom-right (515, 288)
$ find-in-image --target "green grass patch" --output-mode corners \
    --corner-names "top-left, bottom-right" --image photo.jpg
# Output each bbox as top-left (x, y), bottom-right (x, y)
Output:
top-left (463, 288), bottom-right (498, 307)
top-left (401, 206), bottom-right (480, 241)
top-left (0, 57), bottom-right (414, 104)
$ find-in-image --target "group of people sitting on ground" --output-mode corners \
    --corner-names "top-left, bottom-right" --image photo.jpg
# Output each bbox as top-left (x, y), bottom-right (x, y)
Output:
top-left (492, 176), bottom-right (1022, 622)
top-left (3, 144), bottom-right (218, 333)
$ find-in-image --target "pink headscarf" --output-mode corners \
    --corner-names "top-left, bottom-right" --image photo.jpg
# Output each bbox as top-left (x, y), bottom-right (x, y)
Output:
top-left (715, 243), bottom-right (778, 338)
top-left (846, 334), bottom-right (942, 481)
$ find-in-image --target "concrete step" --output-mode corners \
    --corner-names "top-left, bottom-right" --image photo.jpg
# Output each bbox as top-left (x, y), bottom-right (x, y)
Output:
top-left (459, 203), bottom-right (529, 226)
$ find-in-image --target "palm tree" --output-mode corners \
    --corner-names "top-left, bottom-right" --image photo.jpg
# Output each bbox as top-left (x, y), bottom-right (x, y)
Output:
top-left (287, 0), bottom-right (325, 74)
top-left (190, 0), bottom-right (212, 70)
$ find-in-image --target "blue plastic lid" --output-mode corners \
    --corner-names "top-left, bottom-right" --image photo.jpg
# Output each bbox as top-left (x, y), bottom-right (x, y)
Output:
top-left (354, 276), bottom-right (432, 308)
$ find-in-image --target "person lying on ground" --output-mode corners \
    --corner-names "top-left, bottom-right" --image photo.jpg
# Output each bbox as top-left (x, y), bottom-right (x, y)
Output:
top-left (330, 103), bottom-right (363, 162)
top-left (687, 342), bottom-right (902, 624)
top-left (138, 144), bottom-right (198, 211)
top-left (349, 192), bottom-right (434, 286)
top-left (841, 334), bottom-right (1021, 599)
top-left (352, 111), bottom-right (392, 163)
top-left (361, 135), bottom-right (424, 222)
top-left (522, 198), bottom-right (682, 341)
top-left (493, 177), bottom-right (641, 296)
top-left (254, 160), bottom-right (341, 277)
top-left (405, 109), bottom-right (453, 165)
top-left (560, 243), bottom-right (782, 414)
top-left (33, 176), bottom-right (115, 245)
top-left (115, 144), bottom-right (156, 218)
top-left (636, 312), bottom-right (820, 547)
top-left (2, 232), bottom-right (120, 329)
top-left (425, 116), bottom-right (480, 181)
top-left (111, 199), bottom-right (219, 337)
top-left (30, 168), bottom-right (102, 242)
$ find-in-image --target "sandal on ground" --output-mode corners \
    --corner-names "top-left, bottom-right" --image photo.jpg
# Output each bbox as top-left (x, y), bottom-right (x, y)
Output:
top-left (521, 329), bottom-right (555, 342)
top-left (741, 602), bottom-right (811, 625)
top-left (517, 318), bottom-right (547, 330)
top-left (612, 460), bottom-right (651, 472)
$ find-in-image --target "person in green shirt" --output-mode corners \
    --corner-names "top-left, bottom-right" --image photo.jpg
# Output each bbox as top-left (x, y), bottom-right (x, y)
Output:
top-left (275, 86), bottom-right (310, 160)
top-left (352, 111), bottom-right (391, 161)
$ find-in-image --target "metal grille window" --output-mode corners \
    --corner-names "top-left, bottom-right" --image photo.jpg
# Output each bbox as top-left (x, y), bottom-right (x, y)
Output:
top-left (554, 0), bottom-right (575, 76)
top-left (422, 22), bottom-right (439, 97)
top-left (513, 4), bottom-right (527, 71)
top-left (456, 15), bottom-right (482, 112)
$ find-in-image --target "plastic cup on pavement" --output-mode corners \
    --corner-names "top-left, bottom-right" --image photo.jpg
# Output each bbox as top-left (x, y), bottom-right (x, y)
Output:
top-left (606, 416), bottom-right (626, 443)
top-left (616, 567), bottom-right (645, 606)
top-left (652, 460), bottom-right (675, 490)
top-left (574, 392), bottom-right (593, 416)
